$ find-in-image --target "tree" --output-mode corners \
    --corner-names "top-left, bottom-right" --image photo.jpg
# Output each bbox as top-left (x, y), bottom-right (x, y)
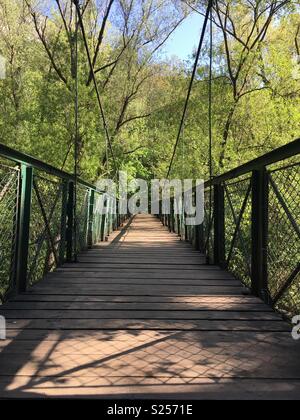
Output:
top-left (184, 0), bottom-right (294, 170)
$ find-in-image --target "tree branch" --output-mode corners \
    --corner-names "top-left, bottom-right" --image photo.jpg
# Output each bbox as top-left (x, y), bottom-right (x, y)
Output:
top-left (87, 0), bottom-right (115, 86)
top-left (117, 113), bottom-right (151, 130)
top-left (25, 0), bottom-right (68, 87)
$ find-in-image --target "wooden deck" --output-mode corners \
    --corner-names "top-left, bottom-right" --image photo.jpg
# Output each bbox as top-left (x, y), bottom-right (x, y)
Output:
top-left (0, 214), bottom-right (300, 399)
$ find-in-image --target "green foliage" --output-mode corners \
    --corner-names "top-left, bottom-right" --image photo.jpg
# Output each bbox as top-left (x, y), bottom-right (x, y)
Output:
top-left (0, 0), bottom-right (299, 183)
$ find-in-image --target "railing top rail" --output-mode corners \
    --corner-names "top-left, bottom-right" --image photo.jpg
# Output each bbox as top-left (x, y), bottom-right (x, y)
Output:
top-left (0, 142), bottom-right (105, 194)
top-left (1, 138), bottom-right (300, 193)
top-left (205, 138), bottom-right (300, 187)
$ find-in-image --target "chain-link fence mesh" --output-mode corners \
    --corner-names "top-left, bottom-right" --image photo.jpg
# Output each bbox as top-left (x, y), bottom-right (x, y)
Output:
top-left (204, 188), bottom-right (214, 261)
top-left (76, 185), bottom-right (89, 251)
top-left (92, 192), bottom-right (115, 244)
top-left (268, 163), bottom-right (300, 317)
top-left (92, 192), bottom-right (104, 244)
top-left (0, 150), bottom-right (125, 305)
top-left (224, 177), bottom-right (252, 287)
top-left (0, 162), bottom-right (19, 302)
top-left (27, 173), bottom-right (63, 286)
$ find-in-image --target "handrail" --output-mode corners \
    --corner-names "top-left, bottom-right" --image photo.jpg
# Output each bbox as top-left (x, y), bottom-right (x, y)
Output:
top-left (0, 143), bottom-right (105, 193)
top-left (205, 138), bottom-right (300, 187)
top-left (2, 138), bottom-right (299, 192)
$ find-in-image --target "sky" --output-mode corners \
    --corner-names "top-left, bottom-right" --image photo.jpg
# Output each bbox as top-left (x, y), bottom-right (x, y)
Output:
top-left (162, 12), bottom-right (204, 61)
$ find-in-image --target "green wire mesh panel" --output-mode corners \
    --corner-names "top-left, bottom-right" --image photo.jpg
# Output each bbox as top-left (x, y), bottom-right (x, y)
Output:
top-left (76, 185), bottom-right (89, 251)
top-left (267, 162), bottom-right (300, 317)
top-left (224, 177), bottom-right (252, 287)
top-left (93, 191), bottom-right (105, 244)
top-left (204, 189), bottom-right (214, 261)
top-left (173, 198), bottom-right (180, 235)
top-left (27, 173), bottom-right (63, 286)
top-left (173, 196), bottom-right (184, 238)
top-left (0, 162), bottom-right (19, 302)
top-left (103, 195), bottom-right (116, 239)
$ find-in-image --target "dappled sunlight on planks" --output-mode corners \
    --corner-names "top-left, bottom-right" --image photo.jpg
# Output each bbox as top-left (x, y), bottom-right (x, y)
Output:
top-left (0, 215), bottom-right (300, 399)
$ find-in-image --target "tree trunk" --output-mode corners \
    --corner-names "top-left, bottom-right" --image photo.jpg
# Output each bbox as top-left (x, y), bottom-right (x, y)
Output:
top-left (218, 103), bottom-right (237, 170)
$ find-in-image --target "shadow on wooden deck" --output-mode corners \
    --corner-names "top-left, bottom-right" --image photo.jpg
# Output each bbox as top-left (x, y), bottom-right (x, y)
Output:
top-left (0, 215), bottom-right (300, 399)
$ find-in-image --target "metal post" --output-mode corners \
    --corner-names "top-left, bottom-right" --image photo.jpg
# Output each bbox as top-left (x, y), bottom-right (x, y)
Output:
top-left (15, 165), bottom-right (33, 293)
top-left (199, 223), bottom-right (205, 253)
top-left (176, 214), bottom-right (180, 236)
top-left (213, 184), bottom-right (225, 266)
top-left (59, 180), bottom-right (68, 265)
top-left (88, 189), bottom-right (95, 248)
top-left (251, 169), bottom-right (268, 298)
top-left (194, 224), bottom-right (200, 250)
top-left (116, 200), bottom-right (119, 228)
top-left (170, 198), bottom-right (175, 232)
top-left (66, 181), bottom-right (74, 262)
top-left (195, 223), bottom-right (205, 253)
top-left (100, 213), bottom-right (106, 242)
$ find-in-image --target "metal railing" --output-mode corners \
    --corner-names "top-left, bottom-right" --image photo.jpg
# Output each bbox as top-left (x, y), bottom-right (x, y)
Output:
top-left (1, 139), bottom-right (299, 318)
top-left (160, 138), bottom-right (300, 318)
top-left (0, 144), bottom-right (127, 303)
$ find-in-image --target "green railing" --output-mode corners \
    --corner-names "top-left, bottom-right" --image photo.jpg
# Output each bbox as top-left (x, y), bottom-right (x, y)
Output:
top-left (0, 144), bottom-right (127, 303)
top-left (160, 138), bottom-right (300, 319)
top-left (1, 139), bottom-right (299, 318)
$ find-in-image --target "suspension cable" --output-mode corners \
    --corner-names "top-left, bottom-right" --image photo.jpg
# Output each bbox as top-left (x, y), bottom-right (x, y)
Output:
top-left (74, 3), bottom-right (79, 262)
top-left (208, 7), bottom-right (213, 187)
top-left (165, 0), bottom-right (213, 179)
top-left (207, 5), bottom-right (214, 263)
top-left (72, 0), bottom-right (118, 175)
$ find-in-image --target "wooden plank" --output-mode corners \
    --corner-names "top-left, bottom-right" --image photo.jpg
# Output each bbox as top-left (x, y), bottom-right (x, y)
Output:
top-left (0, 301), bottom-right (272, 311)
top-left (61, 263), bottom-right (209, 270)
top-left (0, 330), bottom-right (294, 347)
top-left (0, 379), bottom-right (300, 399)
top-left (0, 328), bottom-right (292, 341)
top-left (10, 294), bottom-right (263, 304)
top-left (47, 270), bottom-right (232, 279)
top-left (41, 278), bottom-right (241, 286)
top-left (24, 288), bottom-right (244, 296)
top-left (3, 318), bottom-right (290, 331)
top-left (0, 331), bottom-right (299, 379)
top-left (0, 309), bottom-right (279, 320)
top-left (73, 254), bottom-right (207, 260)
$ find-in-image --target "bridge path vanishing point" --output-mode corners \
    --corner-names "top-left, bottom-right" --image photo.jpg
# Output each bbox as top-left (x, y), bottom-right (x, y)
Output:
top-left (0, 214), bottom-right (300, 399)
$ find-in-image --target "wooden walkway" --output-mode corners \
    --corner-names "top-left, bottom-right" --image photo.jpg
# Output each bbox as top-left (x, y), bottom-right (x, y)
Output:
top-left (0, 214), bottom-right (300, 399)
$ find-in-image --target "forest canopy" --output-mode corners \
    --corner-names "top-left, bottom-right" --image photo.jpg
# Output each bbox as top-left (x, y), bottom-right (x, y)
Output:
top-left (0, 0), bottom-right (299, 182)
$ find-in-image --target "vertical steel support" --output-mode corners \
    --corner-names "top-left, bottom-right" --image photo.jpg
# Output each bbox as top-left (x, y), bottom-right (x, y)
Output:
top-left (167, 213), bottom-right (171, 231)
top-left (15, 165), bottom-right (33, 293)
top-left (170, 198), bottom-right (175, 232)
top-left (88, 189), bottom-right (95, 248)
top-left (213, 184), bottom-right (225, 267)
top-left (115, 200), bottom-right (119, 230)
top-left (100, 213), bottom-right (106, 242)
top-left (195, 223), bottom-right (204, 251)
top-left (184, 215), bottom-right (188, 242)
top-left (194, 224), bottom-right (200, 250)
top-left (59, 180), bottom-right (68, 265)
top-left (177, 214), bottom-right (180, 236)
top-left (251, 169), bottom-right (268, 298)
top-left (66, 181), bottom-right (74, 262)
